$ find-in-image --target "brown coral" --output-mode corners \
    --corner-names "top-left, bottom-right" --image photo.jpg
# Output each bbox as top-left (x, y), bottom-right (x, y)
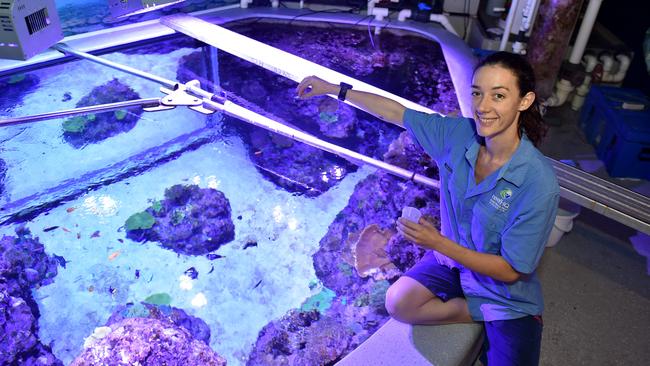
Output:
top-left (352, 224), bottom-right (400, 281)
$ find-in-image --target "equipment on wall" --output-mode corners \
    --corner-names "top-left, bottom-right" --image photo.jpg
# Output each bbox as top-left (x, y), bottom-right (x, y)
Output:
top-left (0, 0), bottom-right (62, 60)
top-left (108, 0), bottom-right (186, 19)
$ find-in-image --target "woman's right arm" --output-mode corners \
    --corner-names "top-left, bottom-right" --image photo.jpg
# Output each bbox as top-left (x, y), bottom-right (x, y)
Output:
top-left (296, 76), bottom-right (407, 128)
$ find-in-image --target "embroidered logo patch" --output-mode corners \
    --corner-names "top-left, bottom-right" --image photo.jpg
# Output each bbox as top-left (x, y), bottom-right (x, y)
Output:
top-left (490, 188), bottom-right (513, 212)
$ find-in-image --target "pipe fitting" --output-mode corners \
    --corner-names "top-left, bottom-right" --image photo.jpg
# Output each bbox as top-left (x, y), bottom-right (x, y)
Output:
top-left (545, 79), bottom-right (574, 107)
top-left (512, 41), bottom-right (526, 54)
top-left (367, 0), bottom-right (379, 15)
top-left (583, 54), bottom-right (598, 73)
top-left (398, 9), bottom-right (412, 22)
top-left (571, 82), bottom-right (591, 111)
top-left (600, 53), bottom-right (614, 73)
top-left (370, 7), bottom-right (389, 35)
top-left (602, 54), bottom-right (631, 82)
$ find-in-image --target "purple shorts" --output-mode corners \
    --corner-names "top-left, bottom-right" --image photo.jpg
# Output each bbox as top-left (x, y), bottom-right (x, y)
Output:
top-left (403, 251), bottom-right (464, 302)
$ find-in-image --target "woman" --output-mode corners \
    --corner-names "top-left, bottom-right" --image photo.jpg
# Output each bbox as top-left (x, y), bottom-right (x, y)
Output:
top-left (296, 51), bottom-right (559, 365)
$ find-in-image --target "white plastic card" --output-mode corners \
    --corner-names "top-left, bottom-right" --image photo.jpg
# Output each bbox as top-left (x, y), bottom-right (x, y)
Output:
top-left (401, 206), bottom-right (422, 223)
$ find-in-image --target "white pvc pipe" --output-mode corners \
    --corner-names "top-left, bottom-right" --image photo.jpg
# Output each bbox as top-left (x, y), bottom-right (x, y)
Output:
top-left (570, 54), bottom-right (599, 111)
top-left (371, 7), bottom-right (389, 34)
top-left (583, 54), bottom-right (598, 72)
top-left (398, 9), bottom-right (412, 22)
top-left (499, 0), bottom-right (520, 51)
top-left (367, 0), bottom-right (378, 16)
top-left (511, 0), bottom-right (538, 54)
top-left (569, 0), bottom-right (604, 64)
top-left (430, 14), bottom-right (459, 37)
top-left (602, 54), bottom-right (631, 82)
top-left (600, 53), bottom-right (614, 74)
top-left (545, 79), bottom-right (574, 107)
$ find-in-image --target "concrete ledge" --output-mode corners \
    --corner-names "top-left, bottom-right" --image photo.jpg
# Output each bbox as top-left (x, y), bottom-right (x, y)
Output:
top-left (336, 319), bottom-right (484, 366)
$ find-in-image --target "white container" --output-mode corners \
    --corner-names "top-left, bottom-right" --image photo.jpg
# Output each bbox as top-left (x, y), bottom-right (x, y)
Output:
top-left (546, 206), bottom-right (580, 247)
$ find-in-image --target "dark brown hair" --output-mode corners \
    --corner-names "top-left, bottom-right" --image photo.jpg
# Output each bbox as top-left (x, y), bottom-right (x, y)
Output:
top-left (474, 51), bottom-right (547, 147)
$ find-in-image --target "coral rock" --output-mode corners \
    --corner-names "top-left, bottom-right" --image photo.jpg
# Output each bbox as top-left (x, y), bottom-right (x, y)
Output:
top-left (352, 224), bottom-right (400, 281)
top-left (71, 318), bottom-right (226, 366)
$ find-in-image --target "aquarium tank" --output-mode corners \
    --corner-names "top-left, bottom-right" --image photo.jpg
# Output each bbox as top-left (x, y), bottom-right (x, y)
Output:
top-left (0, 1), bottom-right (470, 365)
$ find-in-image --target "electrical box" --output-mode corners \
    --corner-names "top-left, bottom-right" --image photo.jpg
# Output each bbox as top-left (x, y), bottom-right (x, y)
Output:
top-left (0, 0), bottom-right (63, 60)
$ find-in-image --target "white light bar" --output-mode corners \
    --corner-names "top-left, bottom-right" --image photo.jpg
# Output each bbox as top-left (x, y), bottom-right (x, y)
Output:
top-left (160, 14), bottom-right (437, 115)
top-left (109, 0), bottom-right (186, 19)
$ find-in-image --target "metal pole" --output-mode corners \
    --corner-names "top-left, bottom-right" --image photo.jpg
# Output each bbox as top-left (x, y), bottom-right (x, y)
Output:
top-left (52, 43), bottom-right (178, 89)
top-left (0, 98), bottom-right (161, 127)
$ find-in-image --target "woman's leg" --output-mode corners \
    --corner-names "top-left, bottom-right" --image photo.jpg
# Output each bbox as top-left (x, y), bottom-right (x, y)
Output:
top-left (483, 315), bottom-right (543, 366)
top-left (385, 276), bottom-right (472, 325)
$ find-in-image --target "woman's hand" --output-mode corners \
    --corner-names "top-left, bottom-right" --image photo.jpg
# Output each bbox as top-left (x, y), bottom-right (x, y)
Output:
top-left (396, 217), bottom-right (445, 250)
top-left (296, 76), bottom-right (337, 99)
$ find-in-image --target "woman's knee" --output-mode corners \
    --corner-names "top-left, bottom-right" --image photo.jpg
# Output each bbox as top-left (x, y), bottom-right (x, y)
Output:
top-left (384, 278), bottom-right (422, 321)
top-left (384, 282), bottom-right (406, 318)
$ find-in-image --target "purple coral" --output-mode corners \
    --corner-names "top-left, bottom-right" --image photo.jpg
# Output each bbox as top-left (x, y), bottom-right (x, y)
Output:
top-left (0, 158), bottom-right (6, 196)
top-left (70, 317), bottom-right (226, 366)
top-left (62, 78), bottom-right (143, 148)
top-left (0, 226), bottom-right (60, 297)
top-left (126, 184), bottom-right (235, 255)
top-left (247, 309), bottom-right (353, 366)
top-left (106, 302), bottom-right (212, 345)
top-left (0, 227), bottom-right (63, 366)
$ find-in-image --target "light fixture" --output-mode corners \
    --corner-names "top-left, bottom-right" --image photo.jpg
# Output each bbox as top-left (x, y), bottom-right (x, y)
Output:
top-left (0, 0), bottom-right (63, 60)
top-left (108, 0), bottom-right (186, 19)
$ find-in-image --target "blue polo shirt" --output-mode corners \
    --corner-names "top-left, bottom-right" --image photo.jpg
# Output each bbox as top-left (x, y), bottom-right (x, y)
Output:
top-left (404, 109), bottom-right (559, 321)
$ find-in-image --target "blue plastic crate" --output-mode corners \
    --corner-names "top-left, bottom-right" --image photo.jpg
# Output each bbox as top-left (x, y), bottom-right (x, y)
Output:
top-left (583, 86), bottom-right (650, 179)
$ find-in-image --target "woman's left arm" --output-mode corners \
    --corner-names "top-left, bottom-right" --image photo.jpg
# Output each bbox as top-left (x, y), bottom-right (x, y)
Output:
top-left (397, 218), bottom-right (522, 283)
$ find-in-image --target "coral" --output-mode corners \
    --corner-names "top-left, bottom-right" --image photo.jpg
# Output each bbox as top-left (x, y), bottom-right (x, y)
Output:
top-left (125, 211), bottom-right (155, 231)
top-left (315, 97), bottom-right (357, 139)
top-left (352, 224), bottom-right (400, 281)
top-left (107, 302), bottom-right (212, 345)
top-left (247, 309), bottom-right (353, 366)
top-left (70, 318), bottom-right (225, 366)
top-left (125, 184), bottom-right (235, 255)
top-left (0, 226), bottom-right (59, 293)
top-left (62, 78), bottom-right (143, 148)
top-left (300, 287), bottom-right (336, 313)
top-left (0, 227), bottom-right (63, 366)
top-left (0, 73), bottom-right (40, 112)
top-left (0, 158), bottom-right (6, 196)
top-left (143, 292), bottom-right (172, 306)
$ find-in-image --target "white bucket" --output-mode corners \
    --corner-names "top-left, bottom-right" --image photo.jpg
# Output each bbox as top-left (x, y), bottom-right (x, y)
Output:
top-left (545, 207), bottom-right (580, 247)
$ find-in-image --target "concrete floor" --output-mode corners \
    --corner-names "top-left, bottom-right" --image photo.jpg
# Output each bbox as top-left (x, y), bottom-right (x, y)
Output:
top-left (536, 104), bottom-right (650, 365)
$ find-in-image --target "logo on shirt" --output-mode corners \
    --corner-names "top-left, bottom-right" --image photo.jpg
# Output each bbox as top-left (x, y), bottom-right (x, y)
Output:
top-left (490, 189), bottom-right (513, 212)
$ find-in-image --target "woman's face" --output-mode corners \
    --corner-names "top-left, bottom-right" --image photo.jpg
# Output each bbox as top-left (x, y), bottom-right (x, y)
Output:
top-left (471, 64), bottom-right (533, 142)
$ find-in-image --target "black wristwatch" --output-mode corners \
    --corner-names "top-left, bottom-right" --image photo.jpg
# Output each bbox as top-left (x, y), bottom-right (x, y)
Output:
top-left (338, 82), bottom-right (353, 101)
